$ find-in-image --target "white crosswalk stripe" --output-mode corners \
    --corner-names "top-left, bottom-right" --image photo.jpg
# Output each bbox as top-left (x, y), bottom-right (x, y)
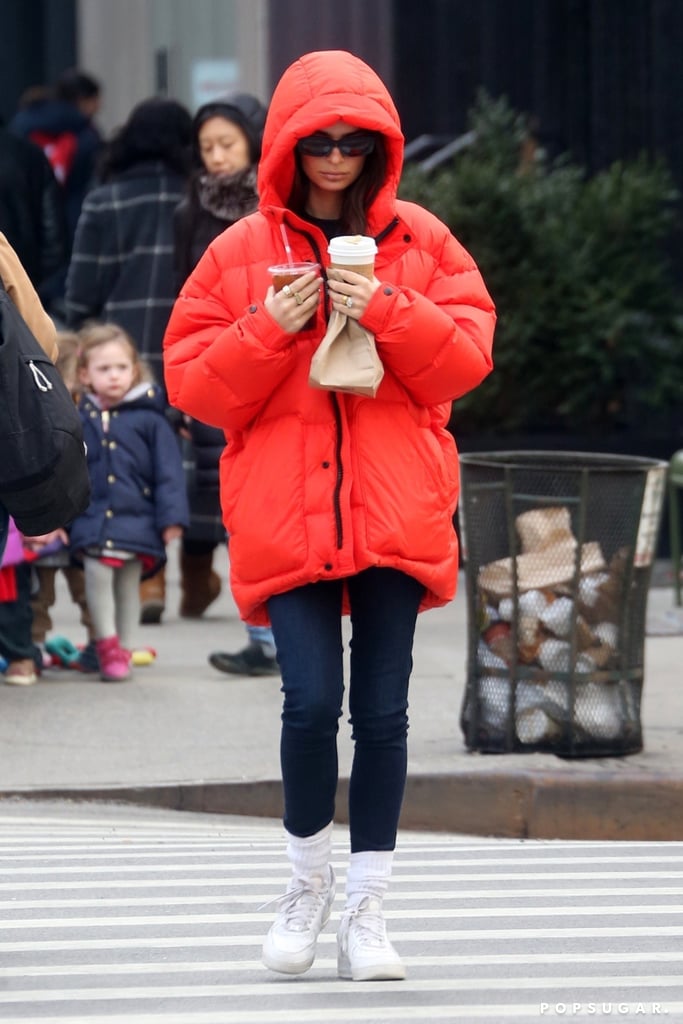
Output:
top-left (0, 805), bottom-right (680, 1022)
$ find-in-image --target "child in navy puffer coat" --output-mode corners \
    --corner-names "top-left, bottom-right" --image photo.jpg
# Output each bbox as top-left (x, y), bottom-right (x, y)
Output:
top-left (70, 322), bottom-right (188, 681)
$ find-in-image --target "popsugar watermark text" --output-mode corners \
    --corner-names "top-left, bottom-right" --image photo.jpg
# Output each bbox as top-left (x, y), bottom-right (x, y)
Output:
top-left (540, 1005), bottom-right (668, 1017)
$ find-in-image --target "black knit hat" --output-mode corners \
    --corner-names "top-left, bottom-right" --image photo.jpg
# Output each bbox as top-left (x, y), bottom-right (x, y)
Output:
top-left (192, 92), bottom-right (267, 166)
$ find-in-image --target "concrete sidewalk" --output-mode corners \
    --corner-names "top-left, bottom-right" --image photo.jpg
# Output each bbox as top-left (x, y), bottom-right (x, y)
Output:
top-left (1, 542), bottom-right (682, 839)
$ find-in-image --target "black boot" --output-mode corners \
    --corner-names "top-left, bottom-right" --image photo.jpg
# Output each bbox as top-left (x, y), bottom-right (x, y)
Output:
top-left (209, 642), bottom-right (279, 677)
top-left (139, 567), bottom-right (166, 624)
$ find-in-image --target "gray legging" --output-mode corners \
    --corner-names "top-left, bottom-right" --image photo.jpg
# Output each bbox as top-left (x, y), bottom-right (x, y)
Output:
top-left (83, 555), bottom-right (142, 648)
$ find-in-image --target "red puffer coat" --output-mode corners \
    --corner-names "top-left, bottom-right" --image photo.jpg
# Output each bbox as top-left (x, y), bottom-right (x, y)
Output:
top-left (163, 50), bottom-right (496, 625)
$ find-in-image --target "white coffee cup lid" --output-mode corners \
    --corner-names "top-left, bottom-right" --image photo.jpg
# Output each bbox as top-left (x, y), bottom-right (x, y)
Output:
top-left (328, 234), bottom-right (377, 264)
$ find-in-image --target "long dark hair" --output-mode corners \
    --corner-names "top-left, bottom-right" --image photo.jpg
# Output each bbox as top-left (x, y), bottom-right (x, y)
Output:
top-left (99, 97), bottom-right (192, 180)
top-left (287, 136), bottom-right (387, 234)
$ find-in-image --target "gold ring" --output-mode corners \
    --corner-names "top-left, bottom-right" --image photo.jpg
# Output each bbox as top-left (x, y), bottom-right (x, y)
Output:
top-left (282, 284), bottom-right (292, 297)
top-left (294, 291), bottom-right (304, 305)
top-left (345, 295), bottom-right (354, 308)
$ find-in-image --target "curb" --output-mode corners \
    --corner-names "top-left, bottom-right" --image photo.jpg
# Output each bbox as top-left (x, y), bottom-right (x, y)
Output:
top-left (3, 771), bottom-right (683, 840)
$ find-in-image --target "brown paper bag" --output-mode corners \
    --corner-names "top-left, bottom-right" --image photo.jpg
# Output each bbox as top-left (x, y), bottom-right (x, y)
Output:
top-left (309, 311), bottom-right (384, 397)
top-left (478, 539), bottom-right (607, 597)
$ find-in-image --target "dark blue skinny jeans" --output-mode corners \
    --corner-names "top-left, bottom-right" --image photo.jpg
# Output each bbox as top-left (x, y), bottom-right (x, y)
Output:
top-left (0, 562), bottom-right (41, 665)
top-left (267, 567), bottom-right (424, 853)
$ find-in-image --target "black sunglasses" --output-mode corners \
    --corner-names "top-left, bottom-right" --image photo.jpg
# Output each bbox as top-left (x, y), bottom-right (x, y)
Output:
top-left (296, 132), bottom-right (376, 158)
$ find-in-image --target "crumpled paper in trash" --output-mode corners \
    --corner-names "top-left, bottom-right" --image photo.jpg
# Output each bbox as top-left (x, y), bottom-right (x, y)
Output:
top-left (471, 505), bottom-right (633, 746)
top-left (478, 537), bottom-right (606, 598)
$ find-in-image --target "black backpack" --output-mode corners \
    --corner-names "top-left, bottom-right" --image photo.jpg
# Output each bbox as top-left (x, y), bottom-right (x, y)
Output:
top-left (0, 282), bottom-right (90, 535)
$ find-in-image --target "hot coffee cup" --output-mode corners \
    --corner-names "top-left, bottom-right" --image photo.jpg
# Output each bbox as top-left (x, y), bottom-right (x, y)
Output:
top-left (327, 235), bottom-right (377, 281)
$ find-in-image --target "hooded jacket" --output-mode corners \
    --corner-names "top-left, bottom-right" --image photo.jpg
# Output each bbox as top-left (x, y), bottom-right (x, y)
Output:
top-left (163, 50), bottom-right (496, 625)
top-left (69, 381), bottom-right (189, 574)
top-left (10, 99), bottom-right (102, 240)
top-left (0, 130), bottom-right (68, 301)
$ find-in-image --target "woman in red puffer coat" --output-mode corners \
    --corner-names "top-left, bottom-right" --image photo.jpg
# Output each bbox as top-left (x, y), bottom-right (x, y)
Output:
top-left (164, 50), bottom-right (496, 983)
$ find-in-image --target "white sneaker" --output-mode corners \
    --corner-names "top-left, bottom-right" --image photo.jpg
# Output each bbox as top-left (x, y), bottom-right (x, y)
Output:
top-left (262, 865), bottom-right (336, 975)
top-left (337, 895), bottom-right (406, 981)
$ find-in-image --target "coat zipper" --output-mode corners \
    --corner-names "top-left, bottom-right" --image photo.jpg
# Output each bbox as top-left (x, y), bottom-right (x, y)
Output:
top-left (285, 219), bottom-right (343, 545)
top-left (331, 393), bottom-right (344, 548)
top-left (284, 221), bottom-right (331, 318)
top-left (282, 215), bottom-right (400, 554)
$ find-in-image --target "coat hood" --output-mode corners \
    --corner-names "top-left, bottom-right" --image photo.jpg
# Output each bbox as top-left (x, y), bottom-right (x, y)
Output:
top-left (81, 381), bottom-right (166, 415)
top-left (10, 100), bottom-right (90, 138)
top-left (257, 50), bottom-right (404, 227)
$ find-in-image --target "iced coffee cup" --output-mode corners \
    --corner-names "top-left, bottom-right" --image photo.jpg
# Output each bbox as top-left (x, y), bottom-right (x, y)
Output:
top-left (269, 261), bottom-right (319, 294)
top-left (268, 261), bottom-right (320, 330)
top-left (327, 235), bottom-right (378, 281)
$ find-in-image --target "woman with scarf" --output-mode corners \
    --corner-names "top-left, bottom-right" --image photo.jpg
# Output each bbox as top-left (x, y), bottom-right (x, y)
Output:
top-left (173, 93), bottom-right (278, 675)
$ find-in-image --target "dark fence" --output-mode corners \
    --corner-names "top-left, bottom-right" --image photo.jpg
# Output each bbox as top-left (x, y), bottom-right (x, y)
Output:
top-left (0, 0), bottom-right (76, 125)
top-left (392, 0), bottom-right (683, 188)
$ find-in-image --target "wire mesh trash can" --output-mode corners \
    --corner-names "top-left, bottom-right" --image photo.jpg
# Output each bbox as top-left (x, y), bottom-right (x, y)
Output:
top-left (458, 451), bottom-right (668, 757)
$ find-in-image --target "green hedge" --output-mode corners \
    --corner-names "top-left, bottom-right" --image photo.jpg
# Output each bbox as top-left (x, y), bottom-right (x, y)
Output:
top-left (399, 93), bottom-right (683, 436)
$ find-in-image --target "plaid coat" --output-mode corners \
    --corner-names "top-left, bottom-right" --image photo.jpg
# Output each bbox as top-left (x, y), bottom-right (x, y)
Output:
top-left (65, 160), bottom-right (186, 385)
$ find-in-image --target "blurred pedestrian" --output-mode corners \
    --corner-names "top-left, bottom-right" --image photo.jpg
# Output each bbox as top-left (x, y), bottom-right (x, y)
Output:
top-left (172, 91), bottom-right (277, 673)
top-left (29, 332), bottom-right (96, 668)
top-left (0, 231), bottom-right (58, 561)
top-left (10, 68), bottom-right (103, 241)
top-left (0, 518), bottom-right (42, 685)
top-left (164, 50), bottom-right (495, 981)
top-left (0, 125), bottom-right (69, 315)
top-left (65, 96), bottom-right (192, 383)
top-left (69, 323), bottom-right (188, 682)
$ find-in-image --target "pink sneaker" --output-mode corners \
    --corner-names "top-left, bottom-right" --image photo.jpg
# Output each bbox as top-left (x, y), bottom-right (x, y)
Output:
top-left (95, 636), bottom-right (132, 682)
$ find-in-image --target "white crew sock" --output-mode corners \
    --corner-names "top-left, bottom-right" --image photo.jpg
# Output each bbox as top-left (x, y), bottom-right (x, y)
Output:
top-left (286, 820), bottom-right (333, 884)
top-left (345, 850), bottom-right (394, 908)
